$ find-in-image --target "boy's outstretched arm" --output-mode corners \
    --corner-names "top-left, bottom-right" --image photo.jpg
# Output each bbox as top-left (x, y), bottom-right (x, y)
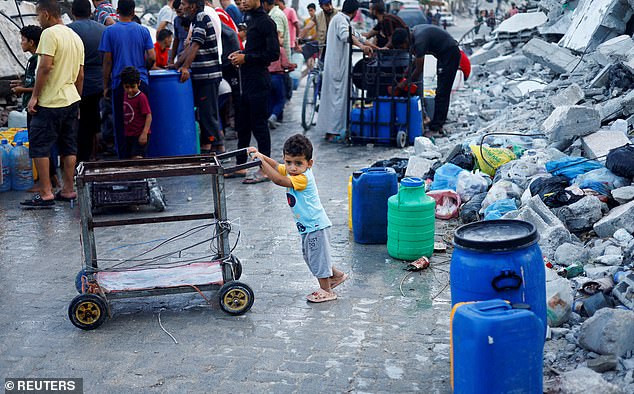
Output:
top-left (248, 148), bottom-right (293, 188)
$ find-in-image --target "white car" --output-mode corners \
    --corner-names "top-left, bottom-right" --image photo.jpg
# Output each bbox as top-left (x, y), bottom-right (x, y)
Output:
top-left (439, 11), bottom-right (455, 26)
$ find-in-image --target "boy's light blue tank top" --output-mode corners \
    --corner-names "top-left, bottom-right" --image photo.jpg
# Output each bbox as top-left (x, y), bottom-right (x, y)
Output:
top-left (281, 166), bottom-right (332, 234)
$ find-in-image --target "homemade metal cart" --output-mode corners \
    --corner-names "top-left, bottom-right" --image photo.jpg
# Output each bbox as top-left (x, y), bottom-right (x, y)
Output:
top-left (68, 151), bottom-right (260, 330)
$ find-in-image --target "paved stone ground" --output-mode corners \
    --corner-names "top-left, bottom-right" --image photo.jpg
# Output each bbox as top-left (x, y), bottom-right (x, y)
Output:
top-left (0, 98), bottom-right (456, 393)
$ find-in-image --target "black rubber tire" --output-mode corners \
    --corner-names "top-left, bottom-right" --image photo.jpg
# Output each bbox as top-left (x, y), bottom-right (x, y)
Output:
top-left (68, 294), bottom-right (108, 330)
top-left (218, 281), bottom-right (254, 316)
top-left (75, 269), bottom-right (86, 294)
top-left (396, 130), bottom-right (407, 148)
top-left (231, 256), bottom-right (242, 281)
top-left (301, 72), bottom-right (318, 131)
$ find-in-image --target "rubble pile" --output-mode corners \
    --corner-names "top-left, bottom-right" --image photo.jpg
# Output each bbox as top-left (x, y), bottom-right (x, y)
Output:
top-left (407, 0), bottom-right (634, 391)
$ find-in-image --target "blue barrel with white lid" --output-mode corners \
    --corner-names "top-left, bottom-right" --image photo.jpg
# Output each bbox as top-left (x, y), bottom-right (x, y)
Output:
top-left (147, 70), bottom-right (197, 157)
top-left (451, 299), bottom-right (544, 394)
top-left (352, 167), bottom-right (398, 244)
top-left (450, 220), bottom-right (547, 332)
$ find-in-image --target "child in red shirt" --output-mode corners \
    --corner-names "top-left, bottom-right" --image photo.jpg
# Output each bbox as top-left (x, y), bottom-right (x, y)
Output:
top-left (121, 66), bottom-right (152, 158)
top-left (153, 29), bottom-right (173, 69)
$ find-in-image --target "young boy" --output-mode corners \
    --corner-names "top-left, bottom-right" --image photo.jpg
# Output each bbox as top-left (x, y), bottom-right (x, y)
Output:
top-left (121, 67), bottom-right (152, 158)
top-left (248, 134), bottom-right (348, 303)
top-left (154, 29), bottom-right (174, 69)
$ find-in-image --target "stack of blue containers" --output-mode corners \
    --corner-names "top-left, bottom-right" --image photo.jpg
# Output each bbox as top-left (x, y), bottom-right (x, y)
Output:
top-left (450, 220), bottom-right (546, 394)
top-left (349, 96), bottom-right (422, 146)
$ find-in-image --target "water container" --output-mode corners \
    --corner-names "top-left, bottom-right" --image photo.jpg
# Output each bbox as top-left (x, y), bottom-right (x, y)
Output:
top-left (0, 140), bottom-right (12, 191)
top-left (394, 96), bottom-right (423, 145)
top-left (451, 220), bottom-right (547, 332)
top-left (147, 70), bottom-right (197, 157)
top-left (349, 107), bottom-right (375, 142)
top-left (451, 299), bottom-right (544, 394)
top-left (375, 98), bottom-right (397, 145)
top-left (8, 110), bottom-right (28, 128)
top-left (387, 177), bottom-right (436, 260)
top-left (348, 175), bottom-right (353, 231)
top-left (10, 141), bottom-right (33, 191)
top-left (352, 167), bottom-right (398, 244)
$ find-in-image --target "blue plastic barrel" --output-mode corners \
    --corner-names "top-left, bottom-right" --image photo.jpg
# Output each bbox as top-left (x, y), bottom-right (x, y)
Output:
top-left (147, 70), bottom-right (197, 157)
top-left (394, 96), bottom-right (423, 145)
top-left (352, 167), bottom-right (398, 244)
top-left (450, 220), bottom-right (547, 332)
top-left (451, 299), bottom-right (544, 394)
top-left (350, 107), bottom-right (375, 141)
top-left (375, 98), bottom-right (395, 145)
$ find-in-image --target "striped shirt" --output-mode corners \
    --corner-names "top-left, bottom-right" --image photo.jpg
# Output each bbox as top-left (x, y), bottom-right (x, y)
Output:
top-left (94, 2), bottom-right (118, 25)
top-left (191, 11), bottom-right (222, 81)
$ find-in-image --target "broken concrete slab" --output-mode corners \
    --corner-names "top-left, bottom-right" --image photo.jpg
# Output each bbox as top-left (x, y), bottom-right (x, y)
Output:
top-left (484, 54), bottom-right (533, 74)
top-left (596, 90), bottom-right (634, 122)
top-left (495, 11), bottom-right (548, 34)
top-left (586, 354), bottom-right (618, 372)
top-left (594, 200), bottom-right (634, 238)
top-left (522, 38), bottom-right (582, 74)
top-left (507, 80), bottom-right (547, 99)
top-left (469, 48), bottom-right (501, 66)
top-left (549, 83), bottom-right (584, 107)
top-left (557, 196), bottom-right (607, 232)
top-left (554, 243), bottom-right (589, 266)
top-left (581, 130), bottom-right (630, 161)
top-left (405, 156), bottom-right (434, 178)
top-left (578, 308), bottom-right (634, 357)
top-left (557, 367), bottom-right (622, 394)
top-left (589, 64), bottom-right (614, 89)
top-left (592, 35), bottom-right (634, 67)
top-left (560, 0), bottom-right (634, 53)
top-left (611, 186), bottom-right (634, 204)
top-left (543, 105), bottom-right (601, 147)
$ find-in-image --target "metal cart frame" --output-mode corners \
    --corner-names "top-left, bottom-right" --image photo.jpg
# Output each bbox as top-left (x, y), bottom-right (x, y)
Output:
top-left (346, 43), bottom-right (424, 147)
top-left (68, 150), bottom-right (260, 330)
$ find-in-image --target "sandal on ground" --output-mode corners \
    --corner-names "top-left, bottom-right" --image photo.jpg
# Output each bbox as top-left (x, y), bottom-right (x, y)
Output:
top-left (325, 133), bottom-right (345, 143)
top-left (20, 193), bottom-right (55, 208)
top-left (330, 273), bottom-right (349, 289)
top-left (306, 288), bottom-right (337, 303)
top-left (55, 190), bottom-right (77, 202)
top-left (224, 170), bottom-right (247, 178)
top-left (424, 129), bottom-right (447, 138)
top-left (242, 172), bottom-right (270, 184)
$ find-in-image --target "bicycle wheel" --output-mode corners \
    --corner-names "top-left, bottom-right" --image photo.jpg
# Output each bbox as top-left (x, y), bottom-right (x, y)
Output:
top-left (302, 72), bottom-right (318, 131)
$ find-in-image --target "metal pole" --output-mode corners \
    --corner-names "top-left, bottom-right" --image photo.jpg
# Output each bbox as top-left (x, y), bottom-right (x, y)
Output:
top-left (77, 176), bottom-right (98, 275)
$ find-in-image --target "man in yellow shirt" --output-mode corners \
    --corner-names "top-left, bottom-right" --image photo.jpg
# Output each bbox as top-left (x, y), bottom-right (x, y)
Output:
top-left (22, 0), bottom-right (84, 208)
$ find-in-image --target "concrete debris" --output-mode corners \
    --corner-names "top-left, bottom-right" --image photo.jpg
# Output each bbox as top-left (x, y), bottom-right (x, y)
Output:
top-left (542, 105), bottom-right (601, 148)
top-left (556, 367), bottom-right (623, 394)
top-left (522, 38), bottom-right (583, 74)
top-left (496, 12), bottom-right (548, 34)
top-left (0, 2), bottom-right (36, 79)
top-left (554, 243), bottom-right (588, 266)
top-left (549, 83), bottom-right (584, 107)
top-left (612, 273), bottom-right (634, 310)
top-left (587, 355), bottom-right (619, 373)
top-left (594, 200), bottom-right (634, 238)
top-left (593, 35), bottom-right (634, 67)
top-left (560, 0), bottom-right (634, 53)
top-left (578, 308), bottom-right (634, 357)
top-left (589, 64), bottom-right (614, 89)
top-left (596, 90), bottom-right (634, 122)
top-left (557, 196), bottom-right (607, 232)
top-left (404, 156), bottom-right (434, 178)
top-left (611, 186), bottom-right (634, 205)
top-left (413, 137), bottom-right (442, 160)
top-left (612, 228), bottom-right (634, 246)
top-left (581, 130), bottom-right (631, 162)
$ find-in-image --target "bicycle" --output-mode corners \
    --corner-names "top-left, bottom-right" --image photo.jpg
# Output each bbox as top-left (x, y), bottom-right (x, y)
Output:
top-left (300, 40), bottom-right (325, 132)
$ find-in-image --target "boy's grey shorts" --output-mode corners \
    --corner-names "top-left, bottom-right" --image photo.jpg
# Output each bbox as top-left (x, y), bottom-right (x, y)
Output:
top-left (301, 227), bottom-right (334, 279)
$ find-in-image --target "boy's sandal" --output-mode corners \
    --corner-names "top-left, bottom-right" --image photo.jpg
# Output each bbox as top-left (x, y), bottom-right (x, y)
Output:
top-left (306, 289), bottom-right (337, 303)
top-left (242, 173), bottom-right (270, 184)
top-left (54, 190), bottom-right (77, 202)
top-left (20, 193), bottom-right (55, 208)
top-left (424, 129), bottom-right (447, 138)
top-left (330, 273), bottom-right (349, 289)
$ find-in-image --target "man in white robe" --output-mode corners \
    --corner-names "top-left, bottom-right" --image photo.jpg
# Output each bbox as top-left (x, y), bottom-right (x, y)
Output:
top-left (316, 0), bottom-right (371, 141)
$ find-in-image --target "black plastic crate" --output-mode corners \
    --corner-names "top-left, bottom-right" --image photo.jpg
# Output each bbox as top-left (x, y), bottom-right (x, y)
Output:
top-left (91, 180), bottom-right (150, 208)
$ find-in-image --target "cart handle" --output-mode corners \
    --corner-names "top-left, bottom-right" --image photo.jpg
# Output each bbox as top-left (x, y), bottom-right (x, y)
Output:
top-left (223, 159), bottom-right (262, 174)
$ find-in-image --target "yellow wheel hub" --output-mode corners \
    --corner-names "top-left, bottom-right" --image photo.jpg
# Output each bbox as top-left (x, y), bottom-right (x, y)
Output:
top-left (75, 301), bottom-right (101, 324)
top-left (223, 289), bottom-right (249, 312)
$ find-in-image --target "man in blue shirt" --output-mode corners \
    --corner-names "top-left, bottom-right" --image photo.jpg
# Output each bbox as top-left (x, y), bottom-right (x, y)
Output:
top-left (99, 0), bottom-right (155, 158)
top-left (221, 0), bottom-right (243, 24)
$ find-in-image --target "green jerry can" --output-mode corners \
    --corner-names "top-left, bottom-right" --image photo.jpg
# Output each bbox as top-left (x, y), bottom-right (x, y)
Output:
top-left (387, 177), bottom-right (436, 260)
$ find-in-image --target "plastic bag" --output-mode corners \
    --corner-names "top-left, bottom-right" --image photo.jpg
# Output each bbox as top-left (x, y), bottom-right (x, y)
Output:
top-left (606, 145), bottom-right (634, 179)
top-left (371, 158), bottom-right (409, 181)
top-left (528, 175), bottom-right (583, 208)
top-left (460, 192), bottom-right (487, 223)
top-left (546, 275), bottom-right (573, 327)
top-left (573, 168), bottom-right (630, 195)
top-left (483, 198), bottom-right (518, 220)
top-left (545, 157), bottom-right (603, 181)
top-left (430, 163), bottom-right (466, 191)
top-left (456, 171), bottom-right (489, 202)
top-left (495, 159), bottom-right (543, 189)
top-left (470, 145), bottom-right (517, 176)
top-left (427, 190), bottom-right (461, 219)
top-left (446, 144), bottom-right (475, 171)
top-left (481, 180), bottom-right (523, 211)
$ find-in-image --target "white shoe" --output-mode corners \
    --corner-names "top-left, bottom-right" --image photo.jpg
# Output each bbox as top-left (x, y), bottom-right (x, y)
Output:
top-left (268, 114), bottom-right (278, 129)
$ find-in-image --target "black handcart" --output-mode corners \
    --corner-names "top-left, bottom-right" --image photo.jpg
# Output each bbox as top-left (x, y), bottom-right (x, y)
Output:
top-left (68, 150), bottom-right (260, 330)
top-left (346, 45), bottom-right (425, 147)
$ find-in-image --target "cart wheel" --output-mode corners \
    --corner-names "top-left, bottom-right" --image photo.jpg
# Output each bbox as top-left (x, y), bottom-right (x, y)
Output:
top-left (396, 130), bottom-right (407, 148)
top-left (231, 256), bottom-right (243, 281)
top-left (218, 281), bottom-right (254, 315)
top-left (75, 269), bottom-right (86, 293)
top-left (68, 294), bottom-right (108, 330)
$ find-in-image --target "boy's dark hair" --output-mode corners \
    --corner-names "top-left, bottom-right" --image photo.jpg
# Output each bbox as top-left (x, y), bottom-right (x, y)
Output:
top-left (72, 0), bottom-right (92, 18)
top-left (120, 66), bottom-right (141, 85)
top-left (36, 0), bottom-right (61, 17)
top-left (307, 3), bottom-right (316, 10)
top-left (117, 0), bottom-right (136, 16)
top-left (157, 29), bottom-right (173, 41)
top-left (371, 1), bottom-right (385, 14)
top-left (20, 25), bottom-right (42, 44)
top-left (283, 134), bottom-right (313, 161)
top-left (173, 0), bottom-right (181, 9)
